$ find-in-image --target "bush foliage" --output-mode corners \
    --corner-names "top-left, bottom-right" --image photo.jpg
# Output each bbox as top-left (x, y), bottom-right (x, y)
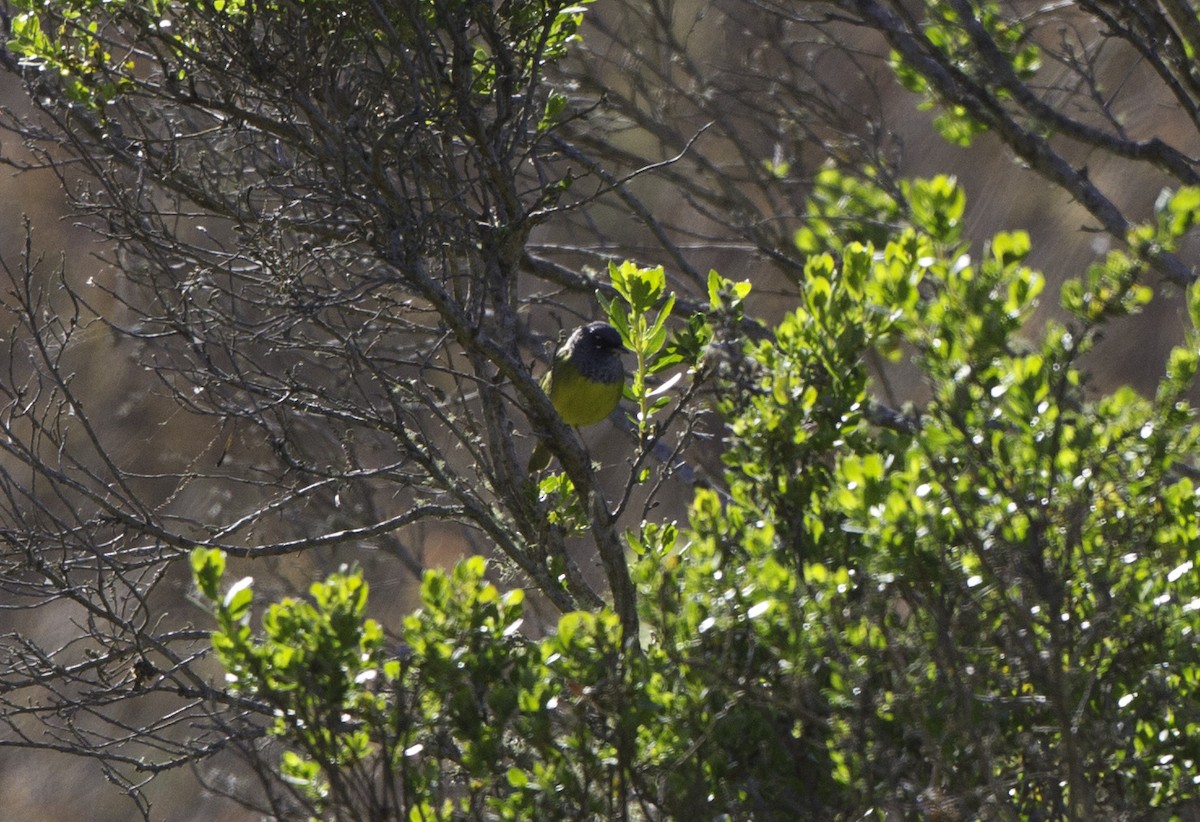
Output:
top-left (196, 175), bottom-right (1200, 818)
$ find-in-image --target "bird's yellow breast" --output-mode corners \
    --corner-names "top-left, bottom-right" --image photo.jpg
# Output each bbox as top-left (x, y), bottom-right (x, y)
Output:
top-left (545, 366), bottom-right (624, 427)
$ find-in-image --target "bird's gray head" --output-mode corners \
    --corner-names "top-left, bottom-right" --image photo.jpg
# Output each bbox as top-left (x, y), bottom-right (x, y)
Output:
top-left (567, 322), bottom-right (626, 382)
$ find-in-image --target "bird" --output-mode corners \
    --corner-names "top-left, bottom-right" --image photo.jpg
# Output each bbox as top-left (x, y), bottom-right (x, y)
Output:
top-left (527, 321), bottom-right (628, 471)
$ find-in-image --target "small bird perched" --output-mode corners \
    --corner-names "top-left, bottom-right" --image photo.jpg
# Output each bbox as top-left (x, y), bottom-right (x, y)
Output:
top-left (527, 321), bottom-right (628, 471)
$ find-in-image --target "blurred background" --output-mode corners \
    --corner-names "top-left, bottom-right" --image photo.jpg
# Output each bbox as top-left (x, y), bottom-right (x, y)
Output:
top-left (2, 0), bottom-right (1199, 817)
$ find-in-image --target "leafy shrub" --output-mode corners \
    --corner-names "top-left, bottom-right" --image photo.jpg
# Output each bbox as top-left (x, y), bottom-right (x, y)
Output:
top-left (196, 176), bottom-right (1200, 818)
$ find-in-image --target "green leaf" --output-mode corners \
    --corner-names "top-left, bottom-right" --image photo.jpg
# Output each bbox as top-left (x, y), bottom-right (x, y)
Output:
top-left (223, 576), bottom-right (255, 621)
top-left (507, 767), bottom-right (530, 788)
top-left (191, 547), bottom-right (226, 601)
top-left (992, 230), bottom-right (1031, 266)
top-left (610, 260), bottom-right (666, 313)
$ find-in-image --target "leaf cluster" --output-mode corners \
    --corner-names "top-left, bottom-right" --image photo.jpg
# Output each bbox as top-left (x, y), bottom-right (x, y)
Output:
top-left (195, 550), bottom-right (639, 819)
